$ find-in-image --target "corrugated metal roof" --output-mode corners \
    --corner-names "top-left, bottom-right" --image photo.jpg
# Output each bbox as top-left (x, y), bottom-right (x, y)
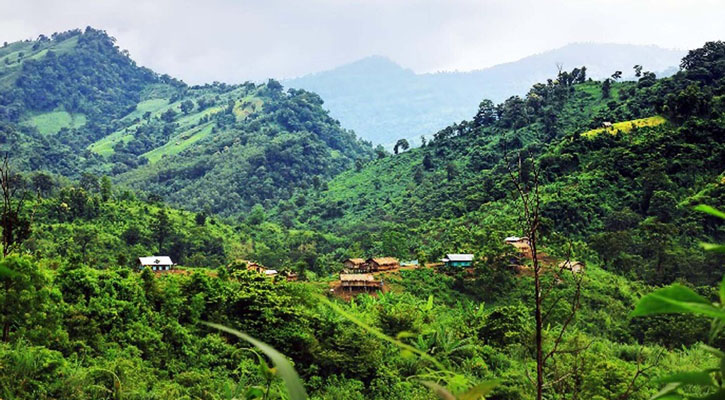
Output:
top-left (445, 254), bottom-right (474, 262)
top-left (138, 256), bottom-right (173, 266)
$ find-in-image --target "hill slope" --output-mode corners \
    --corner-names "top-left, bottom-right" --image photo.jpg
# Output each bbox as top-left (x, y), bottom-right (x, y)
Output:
top-left (285, 43), bottom-right (684, 146)
top-left (290, 43), bottom-right (725, 286)
top-left (0, 28), bottom-right (374, 215)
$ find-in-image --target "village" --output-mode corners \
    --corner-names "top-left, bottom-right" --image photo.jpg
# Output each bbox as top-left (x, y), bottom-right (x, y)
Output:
top-left (136, 235), bottom-right (584, 299)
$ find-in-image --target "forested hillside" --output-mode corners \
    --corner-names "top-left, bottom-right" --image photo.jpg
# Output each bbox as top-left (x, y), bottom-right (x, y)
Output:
top-left (0, 28), bottom-right (374, 214)
top-left (290, 43), bottom-right (725, 286)
top-left (2, 27), bottom-right (725, 400)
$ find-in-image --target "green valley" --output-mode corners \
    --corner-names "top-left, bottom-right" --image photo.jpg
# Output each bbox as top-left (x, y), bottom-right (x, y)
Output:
top-left (0, 23), bottom-right (724, 400)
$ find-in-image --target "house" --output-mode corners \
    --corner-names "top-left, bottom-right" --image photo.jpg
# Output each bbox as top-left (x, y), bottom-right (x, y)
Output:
top-left (343, 258), bottom-right (368, 272)
top-left (504, 236), bottom-right (532, 258)
top-left (366, 257), bottom-right (400, 271)
top-left (602, 121), bottom-right (613, 128)
top-left (138, 256), bottom-right (174, 272)
top-left (246, 262), bottom-right (266, 274)
top-left (264, 269), bottom-right (278, 277)
top-left (340, 273), bottom-right (383, 291)
top-left (440, 254), bottom-right (474, 267)
top-left (559, 260), bottom-right (585, 273)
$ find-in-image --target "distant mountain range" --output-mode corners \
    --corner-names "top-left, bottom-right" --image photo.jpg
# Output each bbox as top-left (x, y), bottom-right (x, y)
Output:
top-left (285, 43), bottom-right (685, 146)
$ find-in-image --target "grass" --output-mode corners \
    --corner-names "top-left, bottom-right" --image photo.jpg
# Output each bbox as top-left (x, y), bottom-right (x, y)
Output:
top-left (23, 111), bottom-right (87, 135)
top-left (580, 116), bottom-right (666, 138)
top-left (142, 124), bottom-right (214, 163)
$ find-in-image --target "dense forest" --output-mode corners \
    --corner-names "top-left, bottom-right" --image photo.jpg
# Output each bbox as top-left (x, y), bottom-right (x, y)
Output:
top-left (1, 28), bottom-right (725, 400)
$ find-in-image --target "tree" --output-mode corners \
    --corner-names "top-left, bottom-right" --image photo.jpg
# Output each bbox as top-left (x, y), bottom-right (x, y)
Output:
top-left (79, 172), bottom-right (99, 192)
top-left (633, 65), bottom-right (643, 78)
top-left (422, 154), bottom-right (434, 170)
top-left (420, 136), bottom-right (427, 147)
top-left (0, 256), bottom-right (51, 342)
top-left (0, 156), bottom-right (31, 257)
top-left (611, 71), bottom-right (623, 81)
top-left (375, 145), bottom-right (387, 159)
top-left (31, 173), bottom-right (54, 197)
top-left (602, 79), bottom-right (612, 99)
top-left (180, 99), bottom-right (195, 114)
top-left (506, 153), bottom-right (583, 400)
top-left (161, 108), bottom-right (177, 123)
top-left (446, 162), bottom-right (458, 181)
top-left (100, 176), bottom-right (112, 202)
top-left (195, 211), bottom-right (207, 226)
top-left (153, 208), bottom-right (171, 252)
top-left (393, 139), bottom-right (409, 155)
top-left (474, 99), bottom-right (497, 127)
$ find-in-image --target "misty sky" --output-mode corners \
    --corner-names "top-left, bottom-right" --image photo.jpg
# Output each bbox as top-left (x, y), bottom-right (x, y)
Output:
top-left (1, 0), bottom-right (723, 84)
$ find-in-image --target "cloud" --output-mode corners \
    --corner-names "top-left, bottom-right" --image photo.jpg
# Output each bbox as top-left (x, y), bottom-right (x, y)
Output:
top-left (0, 0), bottom-right (722, 83)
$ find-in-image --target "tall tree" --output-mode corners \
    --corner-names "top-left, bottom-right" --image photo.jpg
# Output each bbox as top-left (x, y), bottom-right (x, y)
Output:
top-left (506, 153), bottom-right (583, 400)
top-left (0, 155), bottom-right (31, 257)
top-left (393, 139), bottom-right (409, 155)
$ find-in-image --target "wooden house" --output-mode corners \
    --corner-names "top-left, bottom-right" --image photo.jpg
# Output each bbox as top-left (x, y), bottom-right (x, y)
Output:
top-left (340, 273), bottom-right (383, 291)
top-left (343, 258), bottom-right (368, 272)
top-left (366, 257), bottom-right (400, 271)
top-left (138, 256), bottom-right (174, 272)
top-left (246, 262), bottom-right (266, 274)
top-left (440, 254), bottom-right (474, 267)
top-left (504, 236), bottom-right (532, 258)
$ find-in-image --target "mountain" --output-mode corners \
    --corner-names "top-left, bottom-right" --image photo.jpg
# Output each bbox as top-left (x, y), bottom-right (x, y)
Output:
top-left (285, 43), bottom-right (685, 146)
top-left (0, 28), bottom-right (374, 215)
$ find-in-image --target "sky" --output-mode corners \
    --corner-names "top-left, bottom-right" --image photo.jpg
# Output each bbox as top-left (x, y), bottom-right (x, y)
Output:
top-left (1, 0), bottom-right (723, 84)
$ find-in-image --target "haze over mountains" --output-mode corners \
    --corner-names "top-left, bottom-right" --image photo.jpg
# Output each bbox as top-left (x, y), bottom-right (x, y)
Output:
top-left (285, 43), bottom-right (685, 146)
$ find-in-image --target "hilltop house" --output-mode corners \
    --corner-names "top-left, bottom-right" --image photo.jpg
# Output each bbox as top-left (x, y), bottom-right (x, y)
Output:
top-left (343, 258), bottom-right (368, 272)
top-left (440, 254), bottom-right (474, 267)
top-left (340, 273), bottom-right (383, 291)
top-left (366, 257), bottom-right (400, 271)
top-left (138, 256), bottom-right (174, 272)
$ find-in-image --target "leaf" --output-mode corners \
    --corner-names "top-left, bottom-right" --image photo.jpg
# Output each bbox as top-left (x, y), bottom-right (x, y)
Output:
top-left (702, 243), bottom-right (725, 254)
top-left (694, 205), bottom-right (725, 220)
top-left (420, 381), bottom-right (456, 400)
top-left (631, 284), bottom-right (725, 321)
top-left (720, 277), bottom-right (725, 306)
top-left (396, 331), bottom-right (417, 340)
top-left (650, 382), bottom-right (682, 400)
top-left (425, 294), bottom-right (434, 311)
top-left (701, 344), bottom-right (725, 358)
top-left (658, 371), bottom-right (716, 387)
top-left (458, 380), bottom-right (498, 400)
top-left (202, 321), bottom-right (307, 400)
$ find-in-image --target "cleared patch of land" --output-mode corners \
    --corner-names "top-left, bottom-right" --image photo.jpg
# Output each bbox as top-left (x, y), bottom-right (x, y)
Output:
top-left (581, 115), bottom-right (666, 138)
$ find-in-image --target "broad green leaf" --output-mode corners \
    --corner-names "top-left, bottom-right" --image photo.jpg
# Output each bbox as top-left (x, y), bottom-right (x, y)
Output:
top-left (701, 344), bottom-right (725, 358)
top-left (458, 380), bottom-right (498, 400)
top-left (720, 277), bottom-right (725, 306)
top-left (651, 382), bottom-right (682, 400)
top-left (631, 284), bottom-right (725, 320)
top-left (658, 371), bottom-right (716, 387)
top-left (690, 390), bottom-right (725, 400)
top-left (695, 205), bottom-right (725, 220)
top-left (202, 322), bottom-right (307, 400)
top-left (702, 243), bottom-right (725, 254)
top-left (425, 294), bottom-right (434, 311)
top-left (420, 381), bottom-right (456, 400)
